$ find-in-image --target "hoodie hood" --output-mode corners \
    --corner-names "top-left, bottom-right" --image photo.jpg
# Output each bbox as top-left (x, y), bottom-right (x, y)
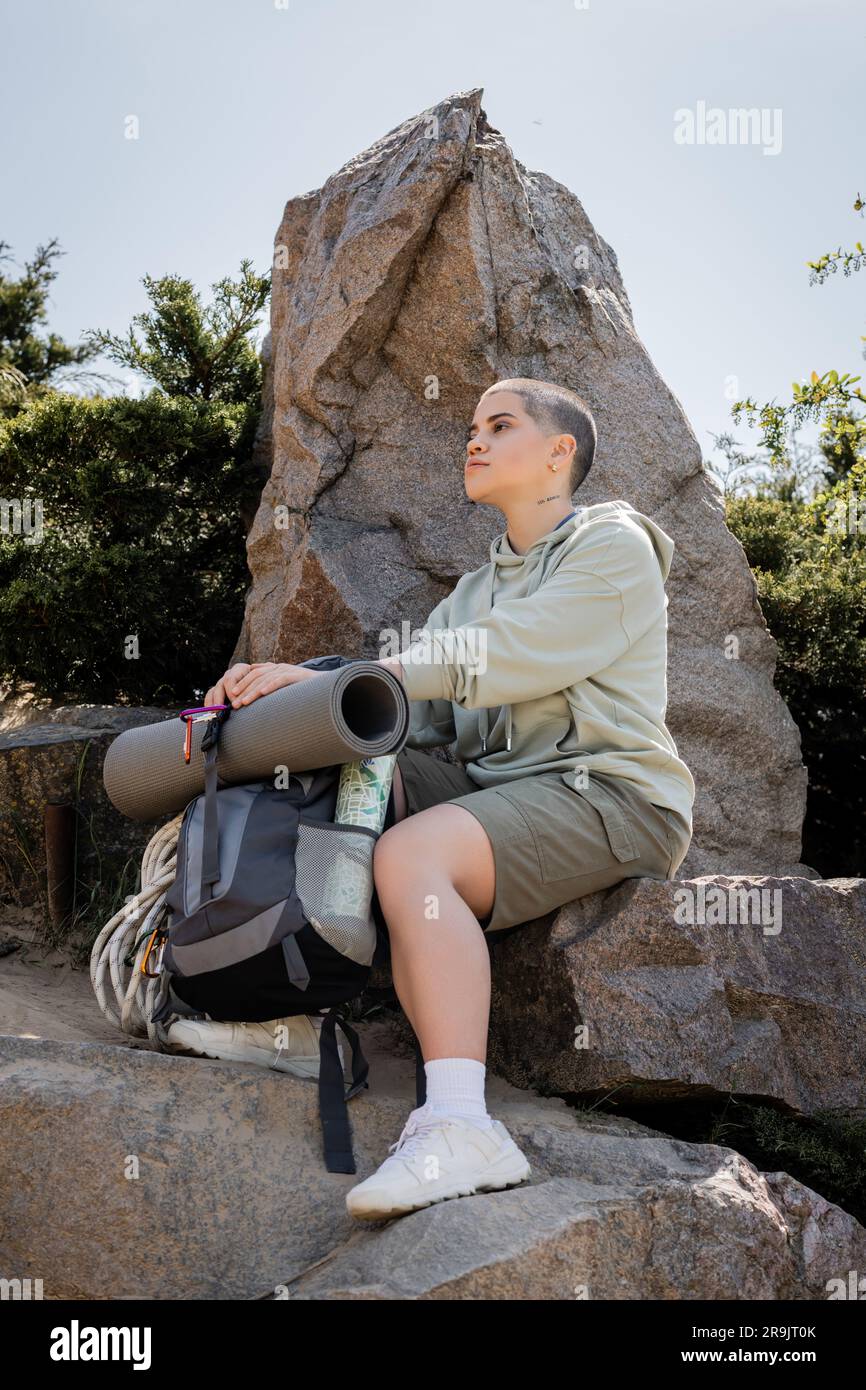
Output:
top-left (477, 501), bottom-right (675, 754)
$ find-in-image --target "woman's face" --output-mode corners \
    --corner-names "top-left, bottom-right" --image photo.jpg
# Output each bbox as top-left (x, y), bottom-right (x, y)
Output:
top-left (464, 390), bottom-right (556, 505)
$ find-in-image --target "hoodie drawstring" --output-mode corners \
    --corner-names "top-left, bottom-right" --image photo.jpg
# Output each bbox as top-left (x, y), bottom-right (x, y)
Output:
top-left (478, 705), bottom-right (514, 755)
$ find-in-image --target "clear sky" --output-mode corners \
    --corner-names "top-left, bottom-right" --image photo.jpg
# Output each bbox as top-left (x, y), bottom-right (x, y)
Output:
top-left (2, 0), bottom-right (863, 470)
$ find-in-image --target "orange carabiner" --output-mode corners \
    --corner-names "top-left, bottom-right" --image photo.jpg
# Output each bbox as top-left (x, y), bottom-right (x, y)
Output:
top-left (179, 705), bottom-right (228, 764)
top-left (141, 926), bottom-right (166, 978)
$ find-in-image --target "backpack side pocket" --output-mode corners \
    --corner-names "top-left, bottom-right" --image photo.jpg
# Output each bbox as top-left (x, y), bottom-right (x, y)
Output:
top-left (294, 817), bottom-right (378, 968)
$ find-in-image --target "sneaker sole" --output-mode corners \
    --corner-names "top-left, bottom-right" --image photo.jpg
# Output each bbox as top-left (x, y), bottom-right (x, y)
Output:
top-left (346, 1149), bottom-right (532, 1221)
top-left (165, 1025), bottom-right (343, 1081)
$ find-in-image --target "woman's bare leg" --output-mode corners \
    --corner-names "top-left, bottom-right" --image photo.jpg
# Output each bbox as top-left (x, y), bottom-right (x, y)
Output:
top-left (373, 802), bottom-right (496, 1064)
top-left (383, 760), bottom-right (424, 1031)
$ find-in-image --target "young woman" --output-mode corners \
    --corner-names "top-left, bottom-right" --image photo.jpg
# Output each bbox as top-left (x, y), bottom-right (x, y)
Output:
top-left (204, 377), bottom-right (695, 1221)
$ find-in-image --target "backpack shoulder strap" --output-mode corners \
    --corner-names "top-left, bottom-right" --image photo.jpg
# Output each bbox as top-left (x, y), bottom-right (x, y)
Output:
top-left (199, 708), bottom-right (231, 902)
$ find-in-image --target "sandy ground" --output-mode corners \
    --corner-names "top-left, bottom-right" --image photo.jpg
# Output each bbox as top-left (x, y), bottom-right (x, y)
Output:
top-left (0, 904), bottom-right (154, 1049)
top-left (0, 911), bottom-right (461, 1107)
top-left (0, 904), bottom-right (550, 1113)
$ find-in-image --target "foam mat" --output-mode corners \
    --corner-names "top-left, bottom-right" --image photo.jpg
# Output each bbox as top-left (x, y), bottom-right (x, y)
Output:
top-left (103, 661), bottom-right (410, 820)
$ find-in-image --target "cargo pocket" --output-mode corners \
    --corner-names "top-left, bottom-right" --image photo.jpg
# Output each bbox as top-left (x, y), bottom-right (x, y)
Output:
top-left (294, 817), bottom-right (378, 967)
top-left (494, 774), bottom-right (642, 885)
top-left (561, 773), bottom-right (642, 867)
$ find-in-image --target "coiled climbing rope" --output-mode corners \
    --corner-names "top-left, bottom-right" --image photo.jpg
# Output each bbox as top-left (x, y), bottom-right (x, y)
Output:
top-left (89, 812), bottom-right (184, 1047)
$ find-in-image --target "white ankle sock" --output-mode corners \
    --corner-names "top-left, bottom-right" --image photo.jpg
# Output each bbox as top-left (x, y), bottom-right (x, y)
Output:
top-left (423, 1057), bottom-right (493, 1128)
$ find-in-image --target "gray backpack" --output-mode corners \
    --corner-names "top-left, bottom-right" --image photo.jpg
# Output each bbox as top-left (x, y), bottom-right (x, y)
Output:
top-left (149, 655), bottom-right (409, 1173)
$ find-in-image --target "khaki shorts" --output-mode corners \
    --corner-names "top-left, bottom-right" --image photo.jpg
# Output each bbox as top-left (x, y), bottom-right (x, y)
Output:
top-left (392, 747), bottom-right (692, 936)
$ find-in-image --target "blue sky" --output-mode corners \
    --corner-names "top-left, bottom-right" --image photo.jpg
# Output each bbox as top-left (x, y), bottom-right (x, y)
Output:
top-left (2, 0), bottom-right (863, 472)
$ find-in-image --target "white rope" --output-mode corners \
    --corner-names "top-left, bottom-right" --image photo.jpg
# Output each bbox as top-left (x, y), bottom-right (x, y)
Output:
top-left (90, 812), bottom-right (185, 1046)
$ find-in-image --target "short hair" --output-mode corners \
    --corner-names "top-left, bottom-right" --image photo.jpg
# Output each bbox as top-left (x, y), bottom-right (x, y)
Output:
top-left (482, 378), bottom-right (597, 494)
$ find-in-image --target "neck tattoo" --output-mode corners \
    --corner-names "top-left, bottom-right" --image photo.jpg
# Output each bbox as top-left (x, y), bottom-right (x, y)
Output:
top-left (537, 495), bottom-right (560, 505)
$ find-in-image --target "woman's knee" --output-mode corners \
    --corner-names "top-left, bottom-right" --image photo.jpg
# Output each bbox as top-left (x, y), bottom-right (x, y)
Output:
top-left (373, 817), bottom-right (454, 895)
top-left (374, 820), bottom-right (430, 881)
top-left (373, 807), bottom-right (496, 923)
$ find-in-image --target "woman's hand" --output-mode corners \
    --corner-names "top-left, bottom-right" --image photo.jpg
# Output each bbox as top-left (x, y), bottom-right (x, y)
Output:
top-left (204, 662), bottom-right (320, 709)
top-left (204, 663), bottom-right (252, 708)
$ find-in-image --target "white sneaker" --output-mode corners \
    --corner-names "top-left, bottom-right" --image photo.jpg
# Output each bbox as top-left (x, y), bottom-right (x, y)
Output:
top-left (345, 1102), bottom-right (531, 1221)
top-left (164, 1012), bottom-right (344, 1081)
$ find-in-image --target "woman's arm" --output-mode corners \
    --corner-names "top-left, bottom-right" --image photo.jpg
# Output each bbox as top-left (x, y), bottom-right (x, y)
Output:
top-left (376, 591), bottom-right (458, 749)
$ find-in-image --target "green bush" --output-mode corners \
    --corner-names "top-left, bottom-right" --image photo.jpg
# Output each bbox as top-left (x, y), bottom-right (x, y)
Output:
top-left (726, 461), bottom-right (866, 876)
top-left (0, 390), bottom-right (264, 704)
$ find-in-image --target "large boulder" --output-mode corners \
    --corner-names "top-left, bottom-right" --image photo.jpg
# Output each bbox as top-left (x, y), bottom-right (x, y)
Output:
top-left (484, 874), bottom-right (866, 1117)
top-left (232, 87), bottom-right (809, 879)
top-left (1, 1029), bottom-right (863, 1301)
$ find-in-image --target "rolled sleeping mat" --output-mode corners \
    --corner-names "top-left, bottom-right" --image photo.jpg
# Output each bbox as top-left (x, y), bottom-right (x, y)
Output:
top-left (103, 660), bottom-right (410, 821)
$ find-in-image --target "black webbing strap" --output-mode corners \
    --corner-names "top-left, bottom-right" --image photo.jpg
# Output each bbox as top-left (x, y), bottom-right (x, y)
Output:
top-left (318, 1008), bottom-right (370, 1174)
top-left (281, 933), bottom-right (310, 990)
top-left (199, 709), bottom-right (230, 904)
top-left (200, 740), bottom-right (221, 902)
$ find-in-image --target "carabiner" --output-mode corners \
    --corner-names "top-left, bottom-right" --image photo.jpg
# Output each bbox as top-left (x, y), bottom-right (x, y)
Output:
top-left (179, 704), bottom-right (229, 764)
top-left (141, 925), bottom-right (167, 978)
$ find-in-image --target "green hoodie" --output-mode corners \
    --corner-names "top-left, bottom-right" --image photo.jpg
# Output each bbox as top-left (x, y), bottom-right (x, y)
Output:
top-left (397, 500), bottom-right (695, 829)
